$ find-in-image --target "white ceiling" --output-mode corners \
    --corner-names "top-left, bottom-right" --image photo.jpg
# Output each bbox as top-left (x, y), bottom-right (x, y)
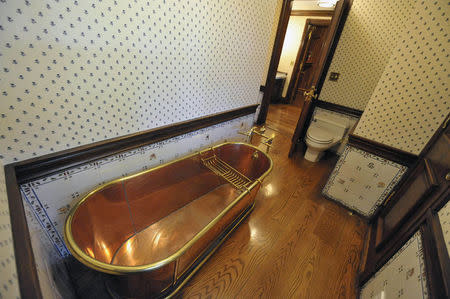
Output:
top-left (292, 0), bottom-right (335, 11)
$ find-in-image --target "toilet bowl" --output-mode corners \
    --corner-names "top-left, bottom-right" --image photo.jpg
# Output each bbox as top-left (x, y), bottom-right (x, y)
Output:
top-left (304, 113), bottom-right (349, 162)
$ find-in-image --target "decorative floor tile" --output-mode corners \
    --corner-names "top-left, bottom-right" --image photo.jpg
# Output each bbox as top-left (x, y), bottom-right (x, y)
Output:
top-left (322, 145), bottom-right (407, 217)
top-left (360, 231), bottom-right (429, 299)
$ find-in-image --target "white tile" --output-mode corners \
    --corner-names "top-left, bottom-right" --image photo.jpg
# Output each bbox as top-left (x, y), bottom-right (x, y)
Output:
top-left (323, 146), bottom-right (407, 217)
top-left (361, 231), bottom-right (428, 299)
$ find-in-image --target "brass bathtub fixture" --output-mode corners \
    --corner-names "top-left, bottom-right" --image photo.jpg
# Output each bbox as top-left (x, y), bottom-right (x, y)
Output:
top-left (200, 153), bottom-right (252, 190)
top-left (64, 142), bottom-right (272, 298)
top-left (239, 126), bottom-right (275, 153)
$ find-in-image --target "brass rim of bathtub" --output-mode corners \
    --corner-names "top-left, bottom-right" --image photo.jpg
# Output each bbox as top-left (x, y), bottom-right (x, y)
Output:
top-left (64, 142), bottom-right (273, 275)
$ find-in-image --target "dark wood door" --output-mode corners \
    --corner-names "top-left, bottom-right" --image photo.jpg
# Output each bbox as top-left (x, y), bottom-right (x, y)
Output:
top-left (287, 20), bottom-right (330, 105)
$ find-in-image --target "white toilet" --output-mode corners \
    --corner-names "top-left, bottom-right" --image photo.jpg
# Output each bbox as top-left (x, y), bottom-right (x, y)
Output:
top-left (304, 113), bottom-right (349, 162)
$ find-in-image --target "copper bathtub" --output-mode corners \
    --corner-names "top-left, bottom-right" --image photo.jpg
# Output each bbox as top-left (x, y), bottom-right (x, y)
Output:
top-left (64, 142), bottom-right (272, 298)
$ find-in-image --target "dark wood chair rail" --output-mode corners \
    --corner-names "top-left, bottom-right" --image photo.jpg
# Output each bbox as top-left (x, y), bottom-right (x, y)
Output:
top-left (348, 134), bottom-right (418, 167)
top-left (13, 104), bottom-right (258, 183)
top-left (315, 100), bottom-right (363, 118)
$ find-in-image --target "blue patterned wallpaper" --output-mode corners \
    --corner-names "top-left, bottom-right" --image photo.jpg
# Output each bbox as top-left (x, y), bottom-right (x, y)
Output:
top-left (354, 0), bottom-right (450, 155)
top-left (0, 0), bottom-right (280, 164)
top-left (0, 0), bottom-right (281, 297)
top-left (319, 0), bottom-right (415, 111)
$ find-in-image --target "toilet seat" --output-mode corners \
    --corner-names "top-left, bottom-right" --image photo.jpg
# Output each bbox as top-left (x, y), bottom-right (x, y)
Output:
top-left (306, 125), bottom-right (334, 144)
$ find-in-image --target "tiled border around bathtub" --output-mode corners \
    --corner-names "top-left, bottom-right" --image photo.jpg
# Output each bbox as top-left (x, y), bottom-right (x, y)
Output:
top-left (322, 145), bottom-right (407, 217)
top-left (360, 231), bottom-right (429, 299)
top-left (19, 114), bottom-right (254, 259)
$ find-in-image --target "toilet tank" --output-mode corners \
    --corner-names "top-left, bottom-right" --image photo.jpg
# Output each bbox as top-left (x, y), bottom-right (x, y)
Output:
top-left (312, 112), bottom-right (349, 139)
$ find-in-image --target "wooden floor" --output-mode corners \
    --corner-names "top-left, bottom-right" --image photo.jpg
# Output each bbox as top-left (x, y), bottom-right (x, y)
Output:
top-left (266, 103), bottom-right (302, 138)
top-left (178, 106), bottom-right (367, 298)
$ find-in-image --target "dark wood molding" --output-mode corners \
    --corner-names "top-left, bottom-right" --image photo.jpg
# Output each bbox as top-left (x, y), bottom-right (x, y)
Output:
top-left (291, 10), bottom-right (334, 17)
top-left (289, 0), bottom-right (353, 156)
top-left (256, 0), bottom-right (292, 125)
top-left (359, 192), bottom-right (448, 286)
top-left (425, 210), bottom-right (450, 298)
top-left (285, 18), bottom-right (331, 104)
top-left (358, 119), bottom-right (449, 294)
top-left (315, 0), bottom-right (353, 97)
top-left (348, 134), bottom-right (418, 167)
top-left (315, 99), bottom-right (363, 117)
top-left (4, 165), bottom-right (43, 299)
top-left (259, 85), bottom-right (265, 92)
top-left (4, 104), bottom-right (258, 299)
top-left (13, 104), bottom-right (258, 183)
top-left (375, 159), bottom-right (439, 250)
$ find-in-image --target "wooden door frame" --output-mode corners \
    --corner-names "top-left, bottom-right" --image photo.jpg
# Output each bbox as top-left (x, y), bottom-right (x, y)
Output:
top-left (257, 0), bottom-right (352, 126)
top-left (288, 0), bottom-right (353, 156)
top-left (285, 18), bottom-right (332, 104)
top-left (256, 0), bottom-right (293, 124)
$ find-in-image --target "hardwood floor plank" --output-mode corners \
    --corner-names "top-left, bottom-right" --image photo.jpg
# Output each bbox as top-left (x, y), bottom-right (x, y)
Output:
top-left (331, 217), bottom-right (366, 299)
top-left (178, 104), bottom-right (367, 299)
top-left (266, 104), bottom-right (302, 138)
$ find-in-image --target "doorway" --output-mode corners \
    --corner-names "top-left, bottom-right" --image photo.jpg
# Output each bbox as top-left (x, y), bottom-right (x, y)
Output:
top-left (258, 0), bottom-right (351, 157)
top-left (286, 19), bottom-right (331, 107)
top-left (264, 11), bottom-right (333, 138)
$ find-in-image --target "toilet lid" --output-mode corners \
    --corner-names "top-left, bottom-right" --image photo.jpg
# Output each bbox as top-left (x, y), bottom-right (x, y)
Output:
top-left (307, 125), bottom-right (334, 144)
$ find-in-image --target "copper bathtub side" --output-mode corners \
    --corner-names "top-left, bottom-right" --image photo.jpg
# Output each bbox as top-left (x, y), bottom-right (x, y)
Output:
top-left (64, 142), bottom-right (273, 279)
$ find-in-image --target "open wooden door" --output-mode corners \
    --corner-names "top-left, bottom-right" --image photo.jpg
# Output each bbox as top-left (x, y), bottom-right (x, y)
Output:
top-left (286, 19), bottom-right (331, 106)
top-left (288, 0), bottom-right (351, 157)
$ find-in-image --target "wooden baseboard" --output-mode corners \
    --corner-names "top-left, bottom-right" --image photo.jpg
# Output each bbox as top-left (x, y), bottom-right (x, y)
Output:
top-left (348, 134), bottom-right (417, 167)
top-left (315, 100), bottom-right (363, 117)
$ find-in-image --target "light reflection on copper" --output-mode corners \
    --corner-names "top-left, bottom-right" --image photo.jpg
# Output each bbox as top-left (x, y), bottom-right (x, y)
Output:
top-left (86, 247), bottom-right (94, 258)
top-left (125, 239), bottom-right (132, 254)
top-left (111, 184), bottom-right (240, 266)
top-left (101, 242), bottom-right (111, 262)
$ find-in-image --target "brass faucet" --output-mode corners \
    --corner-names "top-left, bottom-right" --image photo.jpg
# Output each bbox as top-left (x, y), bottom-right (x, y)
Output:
top-left (239, 126), bottom-right (274, 153)
top-left (262, 136), bottom-right (274, 154)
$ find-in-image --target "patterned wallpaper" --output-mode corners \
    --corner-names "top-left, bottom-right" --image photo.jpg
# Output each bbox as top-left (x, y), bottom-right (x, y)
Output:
top-left (319, 0), bottom-right (416, 111)
top-left (262, 0), bottom-right (283, 86)
top-left (360, 231), bottom-right (428, 299)
top-left (0, 163), bottom-right (20, 299)
top-left (354, 0), bottom-right (450, 155)
top-left (323, 145), bottom-right (407, 217)
top-left (438, 200), bottom-right (450, 255)
top-left (0, 0), bottom-right (280, 164)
